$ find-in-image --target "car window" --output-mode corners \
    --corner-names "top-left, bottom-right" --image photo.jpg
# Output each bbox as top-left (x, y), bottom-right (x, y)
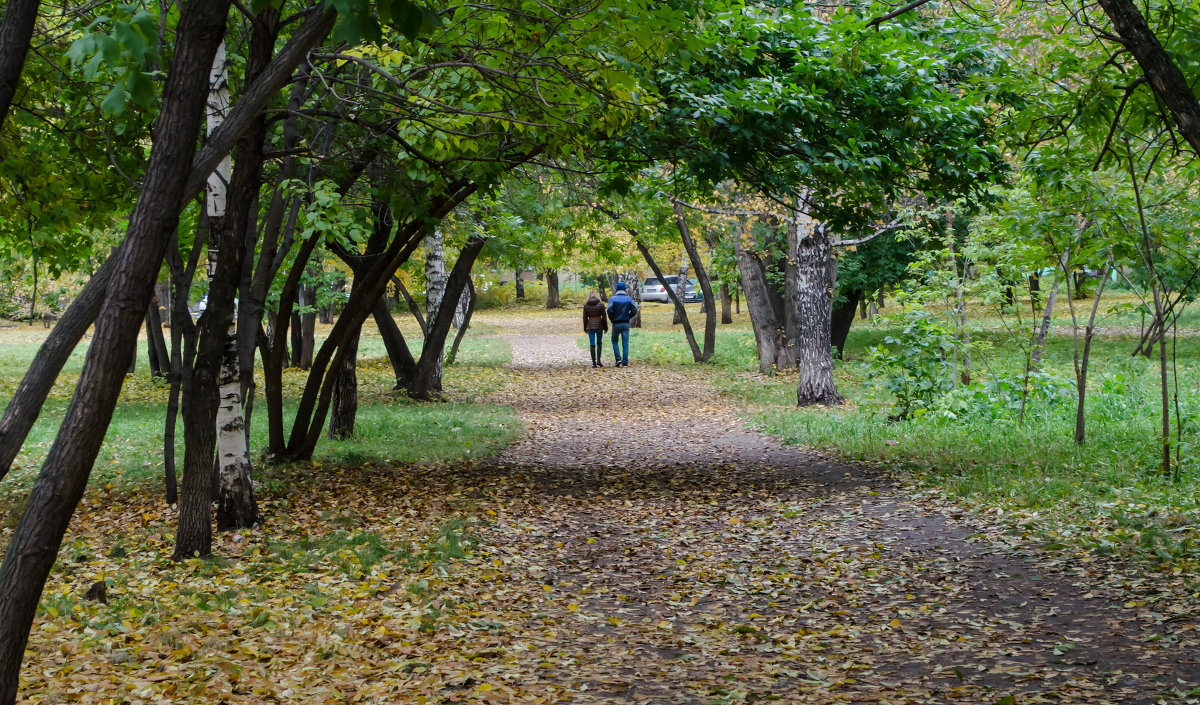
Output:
top-left (643, 278), bottom-right (659, 286)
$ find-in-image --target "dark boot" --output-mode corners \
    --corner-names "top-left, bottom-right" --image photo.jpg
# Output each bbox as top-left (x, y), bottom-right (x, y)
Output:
top-left (589, 345), bottom-right (598, 367)
top-left (595, 345), bottom-right (603, 367)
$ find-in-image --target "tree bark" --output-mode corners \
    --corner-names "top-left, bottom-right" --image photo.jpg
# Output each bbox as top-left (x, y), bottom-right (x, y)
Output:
top-left (409, 238), bottom-right (487, 398)
top-left (423, 229), bottom-right (446, 385)
top-left (0, 3), bottom-right (231, 699)
top-left (445, 278), bottom-right (476, 366)
top-left (734, 225), bottom-right (782, 373)
top-left (1094, 0), bottom-right (1200, 156)
top-left (626, 270), bottom-right (642, 328)
top-left (145, 297), bottom-right (170, 378)
top-left (719, 282), bottom-right (732, 324)
top-left (673, 201), bottom-right (715, 362)
top-left (545, 269), bottom-right (561, 308)
top-left (0, 0), bottom-right (39, 130)
top-left (790, 213), bottom-right (843, 406)
top-left (327, 330), bottom-right (358, 439)
top-left (635, 238), bottom-right (703, 361)
top-left (830, 289), bottom-right (861, 358)
top-left (514, 269), bottom-right (525, 300)
top-left (1031, 273), bottom-right (1061, 367)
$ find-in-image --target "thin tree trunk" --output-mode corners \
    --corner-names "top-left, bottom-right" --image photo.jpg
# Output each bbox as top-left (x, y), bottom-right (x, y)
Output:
top-left (0, 3), bottom-right (231, 699)
top-left (673, 201), bottom-right (715, 362)
top-left (392, 276), bottom-right (426, 332)
top-left (719, 282), bottom-right (732, 324)
top-left (446, 278), bottom-right (476, 366)
top-left (424, 229), bottom-right (446, 386)
top-left (514, 269), bottom-right (525, 300)
top-left (1031, 273), bottom-right (1061, 367)
top-left (672, 257), bottom-right (689, 325)
top-left (1075, 266), bottom-right (1110, 443)
top-left (634, 238), bottom-right (702, 361)
top-left (830, 289), bottom-right (861, 358)
top-left (145, 297), bottom-right (170, 378)
top-left (627, 270), bottom-right (642, 328)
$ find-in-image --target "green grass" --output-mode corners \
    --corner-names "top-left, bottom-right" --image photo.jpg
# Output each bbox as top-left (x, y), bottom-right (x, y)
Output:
top-left (0, 325), bottom-right (520, 519)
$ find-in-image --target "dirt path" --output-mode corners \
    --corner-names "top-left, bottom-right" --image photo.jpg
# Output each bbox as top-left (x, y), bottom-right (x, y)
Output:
top-left (411, 333), bottom-right (1200, 704)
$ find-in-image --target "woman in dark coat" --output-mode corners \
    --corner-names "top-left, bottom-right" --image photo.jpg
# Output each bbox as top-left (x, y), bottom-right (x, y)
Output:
top-left (583, 291), bottom-right (608, 368)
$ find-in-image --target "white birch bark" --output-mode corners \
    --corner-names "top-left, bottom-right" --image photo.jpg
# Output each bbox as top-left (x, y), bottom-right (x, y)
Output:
top-left (424, 229), bottom-right (446, 381)
top-left (207, 41), bottom-right (256, 524)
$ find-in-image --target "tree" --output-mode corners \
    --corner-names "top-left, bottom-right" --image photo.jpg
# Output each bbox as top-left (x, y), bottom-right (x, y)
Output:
top-left (0, 2), bottom-right (232, 698)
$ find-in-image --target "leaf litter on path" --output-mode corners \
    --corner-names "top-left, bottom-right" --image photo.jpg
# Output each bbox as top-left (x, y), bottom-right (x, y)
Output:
top-left (11, 328), bottom-right (1200, 704)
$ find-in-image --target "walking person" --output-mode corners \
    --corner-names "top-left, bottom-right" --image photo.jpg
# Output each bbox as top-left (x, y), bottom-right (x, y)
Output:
top-left (607, 282), bottom-right (638, 367)
top-left (583, 291), bottom-right (608, 368)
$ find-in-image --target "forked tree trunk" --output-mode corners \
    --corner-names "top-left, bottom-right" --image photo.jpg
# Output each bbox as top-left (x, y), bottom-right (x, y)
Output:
top-left (635, 238), bottom-right (702, 361)
top-left (673, 201), bottom-right (715, 361)
top-left (409, 237), bottom-right (488, 398)
top-left (0, 3), bottom-right (231, 698)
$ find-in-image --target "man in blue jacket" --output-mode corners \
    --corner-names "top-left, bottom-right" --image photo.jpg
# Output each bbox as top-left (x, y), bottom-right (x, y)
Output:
top-left (606, 282), bottom-right (639, 367)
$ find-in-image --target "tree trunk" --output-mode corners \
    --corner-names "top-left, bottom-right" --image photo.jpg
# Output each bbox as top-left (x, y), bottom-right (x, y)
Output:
top-left (145, 296), bottom-right (170, 378)
top-left (1031, 273), bottom-right (1061, 367)
top-left (672, 257), bottom-right (689, 325)
top-left (1075, 266), bottom-right (1110, 443)
top-left (1094, 0), bottom-right (1200, 156)
top-left (545, 269), bottom-right (561, 309)
top-left (0, 0), bottom-right (39, 130)
top-left (635, 238), bottom-right (703, 361)
top-left (734, 225), bottom-right (782, 373)
top-left (392, 276), bottom-right (426, 332)
top-left (215, 328), bottom-right (259, 529)
top-left (327, 330), bottom-right (358, 439)
top-left (790, 213), bottom-right (843, 406)
top-left (409, 237), bottom-right (487, 398)
top-left (626, 270), bottom-right (642, 328)
top-left (830, 289), bottom-right (861, 358)
top-left (719, 282), bottom-right (732, 324)
top-left (445, 278), bottom-right (476, 366)
top-left (0, 256), bottom-right (113, 480)
top-left (372, 294), bottom-right (416, 388)
top-left (0, 3), bottom-right (231, 699)
top-left (423, 229), bottom-right (446, 386)
top-left (514, 269), bottom-right (524, 300)
top-left (673, 201), bottom-right (715, 361)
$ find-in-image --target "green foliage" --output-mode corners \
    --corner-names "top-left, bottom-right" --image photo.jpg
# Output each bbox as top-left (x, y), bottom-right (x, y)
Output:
top-left (66, 4), bottom-right (161, 115)
top-left (865, 307), bottom-right (959, 419)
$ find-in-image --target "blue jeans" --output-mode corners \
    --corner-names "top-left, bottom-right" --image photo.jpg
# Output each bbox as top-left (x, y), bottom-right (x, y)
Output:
top-left (611, 323), bottom-right (630, 363)
top-left (587, 330), bottom-right (604, 348)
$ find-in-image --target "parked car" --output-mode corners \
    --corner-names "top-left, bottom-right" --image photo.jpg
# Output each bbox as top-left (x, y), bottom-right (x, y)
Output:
top-left (641, 276), bottom-right (702, 303)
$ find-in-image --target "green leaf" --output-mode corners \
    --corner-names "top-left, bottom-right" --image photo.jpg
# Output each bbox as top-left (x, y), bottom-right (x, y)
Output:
top-left (100, 84), bottom-right (127, 115)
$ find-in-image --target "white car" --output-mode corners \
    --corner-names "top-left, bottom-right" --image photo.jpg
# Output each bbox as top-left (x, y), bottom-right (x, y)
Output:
top-left (640, 276), bottom-right (701, 303)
